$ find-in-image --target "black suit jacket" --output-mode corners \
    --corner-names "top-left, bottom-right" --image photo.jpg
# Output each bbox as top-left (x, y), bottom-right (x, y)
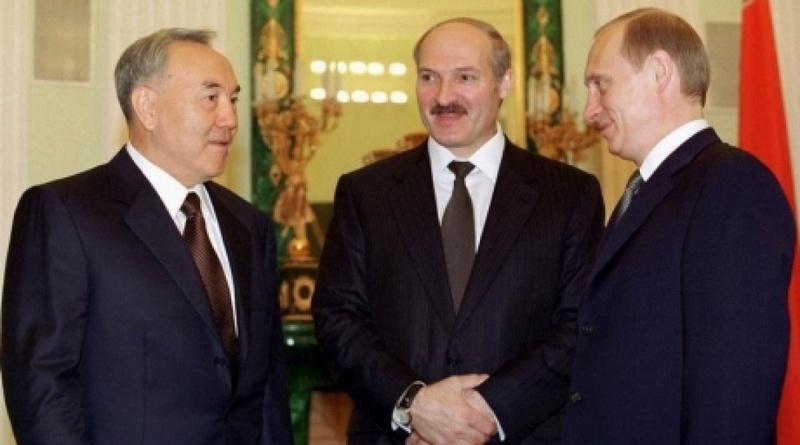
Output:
top-left (563, 129), bottom-right (796, 444)
top-left (312, 139), bottom-right (604, 443)
top-left (1, 149), bottom-right (293, 444)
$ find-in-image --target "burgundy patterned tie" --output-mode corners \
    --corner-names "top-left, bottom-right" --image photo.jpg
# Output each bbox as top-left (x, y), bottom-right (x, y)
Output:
top-left (181, 193), bottom-right (237, 360)
top-left (441, 161), bottom-right (476, 312)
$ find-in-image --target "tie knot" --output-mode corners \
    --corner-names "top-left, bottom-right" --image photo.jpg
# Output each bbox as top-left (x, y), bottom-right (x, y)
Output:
top-left (182, 192), bottom-right (202, 218)
top-left (626, 171), bottom-right (643, 194)
top-left (448, 161), bottom-right (475, 179)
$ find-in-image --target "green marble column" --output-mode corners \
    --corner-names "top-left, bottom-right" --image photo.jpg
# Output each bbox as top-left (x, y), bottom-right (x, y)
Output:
top-left (522, 0), bottom-right (564, 152)
top-left (251, 0), bottom-right (296, 263)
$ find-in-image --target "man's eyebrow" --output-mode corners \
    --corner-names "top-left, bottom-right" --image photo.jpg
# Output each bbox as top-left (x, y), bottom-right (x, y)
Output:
top-left (201, 81), bottom-right (241, 94)
top-left (584, 74), bottom-right (606, 86)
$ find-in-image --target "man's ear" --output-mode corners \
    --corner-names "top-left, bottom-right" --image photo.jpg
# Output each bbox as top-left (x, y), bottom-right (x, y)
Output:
top-left (649, 50), bottom-right (674, 94)
top-left (131, 85), bottom-right (157, 131)
top-left (498, 69), bottom-right (512, 99)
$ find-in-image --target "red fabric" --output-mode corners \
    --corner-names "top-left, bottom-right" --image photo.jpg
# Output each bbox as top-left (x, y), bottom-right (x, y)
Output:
top-left (739, 1), bottom-right (800, 443)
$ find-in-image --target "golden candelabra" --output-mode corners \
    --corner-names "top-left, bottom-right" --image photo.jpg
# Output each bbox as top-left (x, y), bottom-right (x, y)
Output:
top-left (527, 108), bottom-right (599, 165)
top-left (254, 95), bottom-right (341, 262)
top-left (253, 8), bottom-right (342, 263)
top-left (526, 5), bottom-right (599, 165)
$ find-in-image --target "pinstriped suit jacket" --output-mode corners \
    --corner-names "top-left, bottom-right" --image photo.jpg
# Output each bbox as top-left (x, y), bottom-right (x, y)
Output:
top-left (313, 138), bottom-right (604, 443)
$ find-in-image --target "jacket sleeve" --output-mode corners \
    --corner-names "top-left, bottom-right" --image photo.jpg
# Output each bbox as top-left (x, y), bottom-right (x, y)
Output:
top-left (2, 186), bottom-right (91, 445)
top-left (680, 153), bottom-right (794, 443)
top-left (477, 173), bottom-right (605, 441)
top-left (311, 175), bottom-right (419, 430)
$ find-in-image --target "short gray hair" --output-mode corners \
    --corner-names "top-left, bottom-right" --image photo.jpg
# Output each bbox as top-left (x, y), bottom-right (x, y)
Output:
top-left (114, 28), bottom-right (215, 122)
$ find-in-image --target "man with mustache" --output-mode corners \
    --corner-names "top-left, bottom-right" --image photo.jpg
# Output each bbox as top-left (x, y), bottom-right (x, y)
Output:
top-left (2, 28), bottom-right (293, 444)
top-left (313, 17), bottom-right (604, 444)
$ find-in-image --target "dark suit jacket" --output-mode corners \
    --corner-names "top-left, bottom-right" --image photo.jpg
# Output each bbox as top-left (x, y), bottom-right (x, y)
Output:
top-left (1, 149), bottom-right (293, 445)
top-left (563, 129), bottom-right (796, 444)
top-left (312, 139), bottom-right (604, 443)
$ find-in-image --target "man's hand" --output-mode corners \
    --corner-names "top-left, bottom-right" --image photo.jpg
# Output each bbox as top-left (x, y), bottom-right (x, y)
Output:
top-left (406, 432), bottom-right (432, 445)
top-left (407, 374), bottom-right (497, 444)
top-left (463, 388), bottom-right (496, 420)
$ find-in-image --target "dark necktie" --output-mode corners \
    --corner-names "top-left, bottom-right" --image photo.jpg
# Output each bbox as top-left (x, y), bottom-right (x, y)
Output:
top-left (441, 161), bottom-right (476, 312)
top-left (613, 170), bottom-right (643, 225)
top-left (182, 193), bottom-right (237, 360)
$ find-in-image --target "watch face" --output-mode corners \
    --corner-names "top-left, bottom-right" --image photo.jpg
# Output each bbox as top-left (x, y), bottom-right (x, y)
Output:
top-left (393, 409), bottom-right (410, 426)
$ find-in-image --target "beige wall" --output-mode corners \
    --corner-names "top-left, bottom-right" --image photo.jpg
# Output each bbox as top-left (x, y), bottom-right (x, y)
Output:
top-left (0, 1), bottom-right (763, 443)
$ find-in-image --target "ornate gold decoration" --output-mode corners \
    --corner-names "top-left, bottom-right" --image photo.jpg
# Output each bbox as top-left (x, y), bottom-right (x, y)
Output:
top-left (252, 2), bottom-right (342, 262)
top-left (526, 5), bottom-right (599, 165)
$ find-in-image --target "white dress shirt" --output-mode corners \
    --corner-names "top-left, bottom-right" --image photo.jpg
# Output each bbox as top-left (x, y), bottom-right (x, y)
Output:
top-left (429, 122), bottom-right (505, 250)
top-left (639, 119), bottom-right (710, 181)
top-left (126, 143), bottom-right (238, 333)
top-left (407, 123), bottom-right (507, 440)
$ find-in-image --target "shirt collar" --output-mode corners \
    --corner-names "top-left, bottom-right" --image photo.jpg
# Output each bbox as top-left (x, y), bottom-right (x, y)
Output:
top-left (639, 119), bottom-right (710, 181)
top-left (126, 143), bottom-right (214, 219)
top-left (429, 122), bottom-right (505, 181)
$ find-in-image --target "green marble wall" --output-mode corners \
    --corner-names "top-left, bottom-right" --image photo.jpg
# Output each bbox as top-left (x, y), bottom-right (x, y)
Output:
top-left (251, 0), bottom-right (296, 262)
top-left (522, 0), bottom-right (564, 152)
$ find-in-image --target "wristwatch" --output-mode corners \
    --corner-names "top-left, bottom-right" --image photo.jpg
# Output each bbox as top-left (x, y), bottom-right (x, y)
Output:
top-left (392, 381), bottom-right (425, 428)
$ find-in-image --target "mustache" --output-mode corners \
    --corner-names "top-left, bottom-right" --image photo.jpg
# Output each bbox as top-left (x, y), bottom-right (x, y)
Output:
top-left (431, 103), bottom-right (467, 115)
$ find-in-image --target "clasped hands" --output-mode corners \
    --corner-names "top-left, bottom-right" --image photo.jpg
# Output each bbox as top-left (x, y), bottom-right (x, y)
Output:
top-left (406, 374), bottom-right (498, 445)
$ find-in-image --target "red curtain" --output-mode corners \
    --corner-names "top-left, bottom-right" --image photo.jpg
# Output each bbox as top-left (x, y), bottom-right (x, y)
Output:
top-left (739, 1), bottom-right (800, 443)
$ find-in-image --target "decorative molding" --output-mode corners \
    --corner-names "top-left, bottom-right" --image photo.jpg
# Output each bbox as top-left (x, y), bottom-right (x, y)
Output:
top-left (34, 0), bottom-right (92, 83)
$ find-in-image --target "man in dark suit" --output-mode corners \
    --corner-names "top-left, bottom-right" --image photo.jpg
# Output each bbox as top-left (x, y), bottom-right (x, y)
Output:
top-left (312, 17), bottom-right (604, 444)
top-left (563, 8), bottom-right (796, 444)
top-left (1, 28), bottom-right (293, 444)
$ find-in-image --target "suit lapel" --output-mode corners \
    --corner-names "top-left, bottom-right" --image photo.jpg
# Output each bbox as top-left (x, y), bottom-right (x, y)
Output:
top-left (456, 143), bottom-right (539, 324)
top-left (108, 150), bottom-right (225, 349)
top-left (390, 147), bottom-right (457, 329)
top-left (208, 186), bottom-right (253, 364)
top-left (589, 128), bottom-right (722, 282)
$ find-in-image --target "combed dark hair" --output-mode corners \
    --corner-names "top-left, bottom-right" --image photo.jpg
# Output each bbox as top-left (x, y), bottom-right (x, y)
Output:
top-left (413, 17), bottom-right (511, 85)
top-left (114, 28), bottom-right (215, 122)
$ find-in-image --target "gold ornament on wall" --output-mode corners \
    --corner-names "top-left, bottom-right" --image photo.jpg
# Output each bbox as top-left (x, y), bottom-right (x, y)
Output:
top-left (526, 5), bottom-right (599, 165)
top-left (252, 1), bottom-right (342, 263)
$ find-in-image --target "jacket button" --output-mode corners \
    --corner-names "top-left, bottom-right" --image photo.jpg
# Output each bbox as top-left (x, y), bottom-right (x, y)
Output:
top-left (214, 356), bottom-right (227, 366)
top-left (580, 323), bottom-right (595, 335)
top-left (446, 354), bottom-right (461, 368)
top-left (570, 392), bottom-right (583, 404)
